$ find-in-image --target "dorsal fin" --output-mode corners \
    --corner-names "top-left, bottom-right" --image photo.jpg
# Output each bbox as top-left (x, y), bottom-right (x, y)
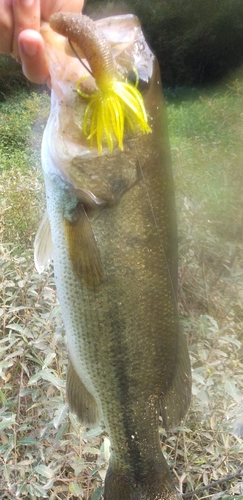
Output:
top-left (63, 203), bottom-right (103, 290)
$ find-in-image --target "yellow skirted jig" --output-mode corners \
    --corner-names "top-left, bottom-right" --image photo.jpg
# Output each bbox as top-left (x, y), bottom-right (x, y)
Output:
top-left (76, 77), bottom-right (151, 153)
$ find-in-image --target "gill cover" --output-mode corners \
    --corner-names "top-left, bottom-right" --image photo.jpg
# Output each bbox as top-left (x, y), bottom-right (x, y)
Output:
top-left (49, 13), bottom-right (151, 152)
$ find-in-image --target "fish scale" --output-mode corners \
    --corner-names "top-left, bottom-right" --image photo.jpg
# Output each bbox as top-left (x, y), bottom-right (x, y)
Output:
top-left (37, 12), bottom-right (191, 500)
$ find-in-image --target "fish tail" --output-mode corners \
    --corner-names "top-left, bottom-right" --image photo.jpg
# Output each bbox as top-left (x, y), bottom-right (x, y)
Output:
top-left (104, 461), bottom-right (179, 500)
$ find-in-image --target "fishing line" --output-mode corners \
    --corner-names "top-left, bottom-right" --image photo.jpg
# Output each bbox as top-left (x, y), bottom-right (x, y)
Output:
top-left (68, 38), bottom-right (94, 77)
top-left (135, 144), bottom-right (178, 311)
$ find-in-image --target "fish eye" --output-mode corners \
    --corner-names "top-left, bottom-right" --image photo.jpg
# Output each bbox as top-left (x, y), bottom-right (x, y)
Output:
top-left (127, 68), bottom-right (150, 92)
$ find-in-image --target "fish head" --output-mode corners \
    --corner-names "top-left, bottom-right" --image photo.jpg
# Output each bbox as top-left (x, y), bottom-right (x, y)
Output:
top-left (41, 13), bottom-right (164, 203)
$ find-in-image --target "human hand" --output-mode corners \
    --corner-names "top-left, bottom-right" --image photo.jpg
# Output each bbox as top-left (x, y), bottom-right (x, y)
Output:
top-left (0, 0), bottom-right (84, 85)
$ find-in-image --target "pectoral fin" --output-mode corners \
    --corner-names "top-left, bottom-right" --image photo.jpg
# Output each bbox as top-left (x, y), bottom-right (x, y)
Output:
top-left (66, 358), bottom-right (99, 427)
top-left (63, 204), bottom-right (103, 290)
top-left (34, 211), bottom-right (52, 273)
top-left (160, 332), bottom-right (191, 430)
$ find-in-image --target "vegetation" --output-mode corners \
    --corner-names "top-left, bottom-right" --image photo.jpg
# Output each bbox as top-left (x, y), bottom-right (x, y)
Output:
top-left (0, 58), bottom-right (243, 498)
top-left (167, 72), bottom-right (243, 498)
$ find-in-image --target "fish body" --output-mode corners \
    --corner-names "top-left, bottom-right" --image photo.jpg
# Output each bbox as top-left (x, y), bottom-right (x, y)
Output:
top-left (37, 13), bottom-right (191, 500)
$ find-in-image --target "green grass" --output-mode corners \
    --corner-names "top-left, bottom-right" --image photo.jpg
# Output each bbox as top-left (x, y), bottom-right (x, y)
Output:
top-left (0, 89), bottom-right (50, 249)
top-left (0, 68), bottom-right (243, 498)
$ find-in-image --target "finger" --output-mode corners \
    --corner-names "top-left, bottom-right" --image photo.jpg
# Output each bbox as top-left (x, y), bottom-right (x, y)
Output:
top-left (0, 0), bottom-right (13, 54)
top-left (11, 0), bottom-right (40, 59)
top-left (18, 29), bottom-right (50, 85)
top-left (41, 0), bottom-right (84, 21)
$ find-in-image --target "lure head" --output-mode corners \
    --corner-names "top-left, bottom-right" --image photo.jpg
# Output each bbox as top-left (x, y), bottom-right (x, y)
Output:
top-left (42, 14), bottom-right (156, 155)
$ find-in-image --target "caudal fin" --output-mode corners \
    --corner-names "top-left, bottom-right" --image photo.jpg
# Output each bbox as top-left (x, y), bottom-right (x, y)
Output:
top-left (104, 460), bottom-right (179, 500)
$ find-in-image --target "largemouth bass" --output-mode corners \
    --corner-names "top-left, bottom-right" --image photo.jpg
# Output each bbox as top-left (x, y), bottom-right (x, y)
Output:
top-left (36, 12), bottom-right (191, 500)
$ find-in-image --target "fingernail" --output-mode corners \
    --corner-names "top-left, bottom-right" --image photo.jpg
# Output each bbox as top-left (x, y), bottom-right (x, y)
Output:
top-left (21, 40), bottom-right (37, 57)
top-left (21, 0), bottom-right (34, 5)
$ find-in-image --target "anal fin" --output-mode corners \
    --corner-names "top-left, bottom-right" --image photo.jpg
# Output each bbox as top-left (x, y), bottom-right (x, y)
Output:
top-left (160, 331), bottom-right (191, 430)
top-left (63, 203), bottom-right (103, 290)
top-left (67, 357), bottom-right (99, 427)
